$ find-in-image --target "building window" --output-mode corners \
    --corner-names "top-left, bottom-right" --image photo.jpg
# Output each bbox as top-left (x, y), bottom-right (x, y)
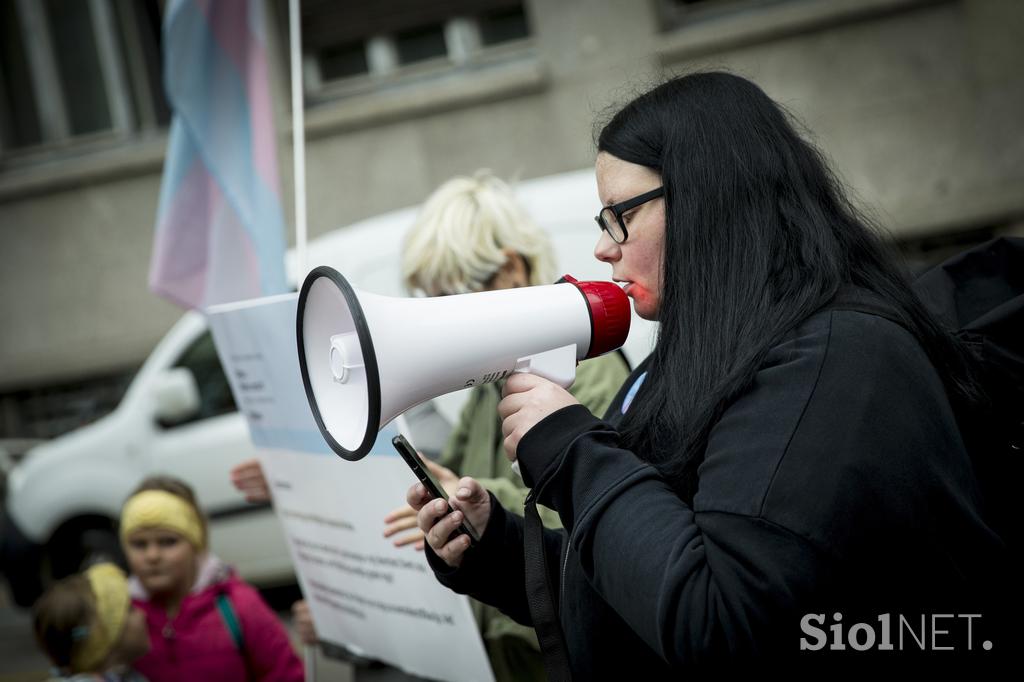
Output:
top-left (318, 40), bottom-right (369, 81)
top-left (0, 370), bottom-right (133, 440)
top-left (478, 5), bottom-right (530, 47)
top-left (394, 24), bottom-right (448, 66)
top-left (0, 0), bottom-right (169, 166)
top-left (288, 0), bottom-right (533, 102)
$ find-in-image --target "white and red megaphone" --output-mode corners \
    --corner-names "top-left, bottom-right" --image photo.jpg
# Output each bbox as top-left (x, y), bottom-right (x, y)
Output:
top-left (296, 266), bottom-right (630, 460)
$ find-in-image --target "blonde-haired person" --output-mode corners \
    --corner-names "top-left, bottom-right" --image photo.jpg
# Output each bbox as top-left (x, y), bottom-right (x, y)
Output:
top-left (33, 562), bottom-right (150, 681)
top-left (386, 171), bottom-right (631, 681)
top-left (402, 171), bottom-right (557, 297)
top-left (120, 476), bottom-right (303, 682)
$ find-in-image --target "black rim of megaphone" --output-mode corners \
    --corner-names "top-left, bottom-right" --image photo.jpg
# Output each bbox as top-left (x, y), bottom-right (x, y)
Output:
top-left (296, 266), bottom-right (382, 461)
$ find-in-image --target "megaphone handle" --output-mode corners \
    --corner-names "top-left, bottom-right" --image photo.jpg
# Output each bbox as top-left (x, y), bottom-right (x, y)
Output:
top-left (508, 345), bottom-right (578, 479)
top-left (514, 345), bottom-right (578, 389)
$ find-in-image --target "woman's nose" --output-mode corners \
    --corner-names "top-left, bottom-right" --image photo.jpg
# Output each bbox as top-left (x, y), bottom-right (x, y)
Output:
top-left (594, 229), bottom-right (621, 263)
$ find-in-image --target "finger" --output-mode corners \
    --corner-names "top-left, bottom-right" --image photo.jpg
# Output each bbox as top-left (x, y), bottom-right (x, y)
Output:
top-left (450, 477), bottom-right (489, 506)
top-left (504, 431), bottom-right (519, 462)
top-left (233, 475), bottom-right (268, 494)
top-left (426, 505), bottom-right (464, 549)
top-left (414, 539), bottom-right (425, 551)
top-left (497, 390), bottom-right (534, 421)
top-left (230, 467), bottom-right (263, 485)
top-left (392, 530), bottom-right (425, 548)
top-left (382, 516), bottom-right (419, 538)
top-left (237, 477), bottom-right (269, 490)
top-left (383, 504), bottom-right (416, 524)
top-left (407, 482), bottom-right (432, 510)
top-left (239, 481), bottom-right (271, 503)
top-left (417, 497), bottom-right (451, 536)
top-left (230, 458), bottom-right (260, 476)
top-left (500, 410), bottom-right (522, 440)
top-left (502, 372), bottom-right (546, 397)
top-left (436, 533), bottom-right (473, 566)
top-left (234, 472), bottom-right (266, 486)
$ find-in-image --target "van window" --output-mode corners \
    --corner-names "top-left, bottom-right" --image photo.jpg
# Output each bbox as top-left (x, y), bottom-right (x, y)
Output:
top-left (167, 332), bottom-right (237, 426)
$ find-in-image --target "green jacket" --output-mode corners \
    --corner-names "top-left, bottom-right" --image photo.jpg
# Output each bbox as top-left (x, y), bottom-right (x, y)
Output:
top-left (439, 351), bottom-right (630, 679)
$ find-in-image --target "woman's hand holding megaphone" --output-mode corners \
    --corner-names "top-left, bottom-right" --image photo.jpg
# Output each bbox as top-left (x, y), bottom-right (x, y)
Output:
top-left (498, 372), bottom-right (580, 463)
top-left (410, 475), bottom-right (491, 568)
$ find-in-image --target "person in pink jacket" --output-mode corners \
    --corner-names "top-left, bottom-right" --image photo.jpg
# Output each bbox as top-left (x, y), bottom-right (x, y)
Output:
top-left (120, 476), bottom-right (304, 682)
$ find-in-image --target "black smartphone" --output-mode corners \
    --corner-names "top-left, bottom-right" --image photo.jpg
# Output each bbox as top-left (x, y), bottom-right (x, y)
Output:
top-left (392, 434), bottom-right (480, 543)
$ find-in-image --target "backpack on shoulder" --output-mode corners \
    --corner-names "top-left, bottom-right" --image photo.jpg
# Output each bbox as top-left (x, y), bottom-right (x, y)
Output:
top-left (911, 236), bottom-right (1024, 560)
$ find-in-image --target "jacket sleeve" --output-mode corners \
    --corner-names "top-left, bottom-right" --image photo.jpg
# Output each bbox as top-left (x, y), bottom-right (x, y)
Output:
top-left (517, 409), bottom-right (829, 663)
top-left (425, 492), bottom-right (564, 627)
top-left (474, 354), bottom-right (630, 525)
top-left (513, 310), bottom-right (970, 665)
top-left (472, 476), bottom-right (563, 529)
top-left (229, 581), bottom-right (305, 682)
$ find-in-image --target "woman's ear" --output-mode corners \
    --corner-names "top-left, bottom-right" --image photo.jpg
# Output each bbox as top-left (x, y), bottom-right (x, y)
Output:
top-left (486, 249), bottom-right (529, 290)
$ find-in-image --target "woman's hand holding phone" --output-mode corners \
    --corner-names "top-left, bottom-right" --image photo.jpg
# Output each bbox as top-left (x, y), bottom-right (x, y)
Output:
top-left (408, 476), bottom-right (491, 568)
top-left (384, 458), bottom-right (459, 550)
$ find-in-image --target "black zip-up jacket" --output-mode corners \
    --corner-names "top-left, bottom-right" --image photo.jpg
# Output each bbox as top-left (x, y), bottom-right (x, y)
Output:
top-left (427, 307), bottom-right (1011, 676)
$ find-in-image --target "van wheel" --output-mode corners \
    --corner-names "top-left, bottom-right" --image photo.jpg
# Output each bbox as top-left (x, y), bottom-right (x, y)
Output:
top-left (3, 548), bottom-right (45, 607)
top-left (80, 527), bottom-right (125, 568)
top-left (46, 517), bottom-right (124, 582)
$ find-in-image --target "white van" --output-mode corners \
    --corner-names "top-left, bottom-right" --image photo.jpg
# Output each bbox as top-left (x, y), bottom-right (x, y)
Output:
top-left (0, 169), bottom-right (655, 606)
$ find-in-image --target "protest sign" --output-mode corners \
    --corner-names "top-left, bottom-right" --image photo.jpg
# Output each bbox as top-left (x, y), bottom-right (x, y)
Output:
top-left (208, 293), bottom-right (494, 682)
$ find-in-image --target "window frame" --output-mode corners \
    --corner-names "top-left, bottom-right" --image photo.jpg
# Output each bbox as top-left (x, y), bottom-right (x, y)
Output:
top-left (300, 9), bottom-right (535, 106)
top-left (160, 331), bottom-right (237, 429)
top-left (0, 0), bottom-right (166, 167)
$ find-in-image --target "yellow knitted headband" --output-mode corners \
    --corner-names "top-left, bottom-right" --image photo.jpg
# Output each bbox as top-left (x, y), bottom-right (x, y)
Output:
top-left (120, 489), bottom-right (204, 549)
top-left (72, 563), bottom-right (129, 672)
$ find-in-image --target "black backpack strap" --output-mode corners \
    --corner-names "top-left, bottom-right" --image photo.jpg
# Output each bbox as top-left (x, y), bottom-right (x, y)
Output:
top-left (524, 497), bottom-right (573, 682)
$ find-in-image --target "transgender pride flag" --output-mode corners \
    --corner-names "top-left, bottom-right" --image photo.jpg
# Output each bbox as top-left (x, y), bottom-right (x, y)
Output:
top-left (150, 0), bottom-right (288, 310)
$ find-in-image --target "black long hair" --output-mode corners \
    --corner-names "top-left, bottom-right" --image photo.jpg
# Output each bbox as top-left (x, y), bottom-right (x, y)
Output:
top-left (597, 72), bottom-right (983, 502)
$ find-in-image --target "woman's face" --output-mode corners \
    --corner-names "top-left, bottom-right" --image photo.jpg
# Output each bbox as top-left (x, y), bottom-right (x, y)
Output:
top-left (124, 528), bottom-right (198, 597)
top-left (594, 152), bottom-right (666, 320)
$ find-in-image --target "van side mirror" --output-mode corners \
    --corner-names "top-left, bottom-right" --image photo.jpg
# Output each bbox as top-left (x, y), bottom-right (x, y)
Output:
top-left (153, 368), bottom-right (201, 427)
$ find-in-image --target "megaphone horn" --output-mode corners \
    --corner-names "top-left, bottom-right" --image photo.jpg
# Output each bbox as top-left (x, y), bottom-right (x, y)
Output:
top-left (296, 266), bottom-right (630, 460)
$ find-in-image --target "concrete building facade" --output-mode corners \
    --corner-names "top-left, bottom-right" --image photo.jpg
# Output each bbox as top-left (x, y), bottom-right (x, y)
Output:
top-left (1, 0), bottom-right (1022, 437)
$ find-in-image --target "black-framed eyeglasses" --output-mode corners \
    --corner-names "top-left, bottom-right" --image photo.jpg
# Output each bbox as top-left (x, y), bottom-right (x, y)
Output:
top-left (594, 186), bottom-right (664, 244)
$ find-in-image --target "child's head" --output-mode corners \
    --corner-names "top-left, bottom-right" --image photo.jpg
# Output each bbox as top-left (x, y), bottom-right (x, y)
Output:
top-left (120, 476), bottom-right (207, 597)
top-left (33, 563), bottom-right (150, 674)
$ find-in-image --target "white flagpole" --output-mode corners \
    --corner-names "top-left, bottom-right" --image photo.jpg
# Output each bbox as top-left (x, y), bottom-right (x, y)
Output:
top-left (287, 20), bottom-right (314, 682)
top-left (289, 0), bottom-right (308, 280)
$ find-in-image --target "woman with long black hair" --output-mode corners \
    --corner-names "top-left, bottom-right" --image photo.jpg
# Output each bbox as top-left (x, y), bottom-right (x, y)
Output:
top-left (408, 72), bottom-right (1008, 675)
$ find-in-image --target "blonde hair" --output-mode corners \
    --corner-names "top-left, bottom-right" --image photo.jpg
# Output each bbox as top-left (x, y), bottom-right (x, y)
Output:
top-left (34, 563), bottom-right (130, 674)
top-left (402, 171), bottom-right (556, 296)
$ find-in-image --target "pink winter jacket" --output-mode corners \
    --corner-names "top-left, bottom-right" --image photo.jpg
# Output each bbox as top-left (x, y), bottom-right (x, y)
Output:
top-left (130, 555), bottom-right (303, 682)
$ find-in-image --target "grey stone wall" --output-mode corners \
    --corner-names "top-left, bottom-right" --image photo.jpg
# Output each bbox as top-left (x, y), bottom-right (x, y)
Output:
top-left (0, 0), bottom-right (1021, 392)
